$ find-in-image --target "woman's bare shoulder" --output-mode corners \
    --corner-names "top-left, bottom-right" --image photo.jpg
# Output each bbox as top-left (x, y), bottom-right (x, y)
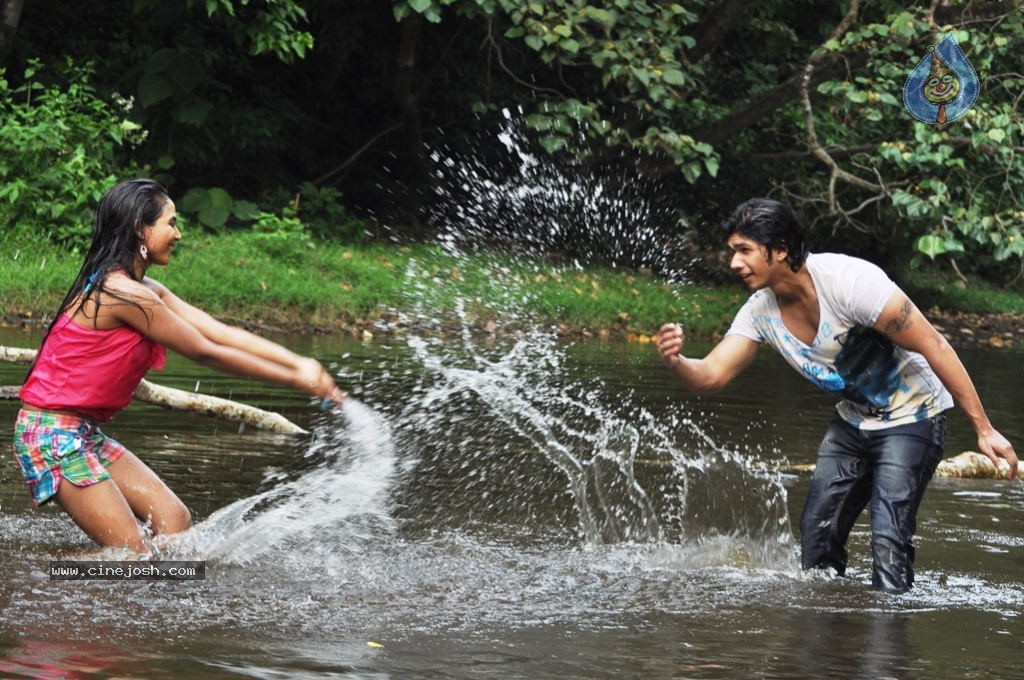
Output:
top-left (95, 272), bottom-right (163, 309)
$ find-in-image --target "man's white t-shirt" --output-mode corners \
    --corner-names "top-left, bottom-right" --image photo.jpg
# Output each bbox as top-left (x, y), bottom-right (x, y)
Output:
top-left (726, 253), bottom-right (953, 429)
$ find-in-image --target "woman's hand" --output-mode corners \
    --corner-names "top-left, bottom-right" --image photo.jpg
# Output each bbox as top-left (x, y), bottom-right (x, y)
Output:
top-left (294, 357), bottom-right (346, 406)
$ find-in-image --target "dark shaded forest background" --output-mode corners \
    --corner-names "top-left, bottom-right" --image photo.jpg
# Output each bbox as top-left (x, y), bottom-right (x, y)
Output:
top-left (1, 0), bottom-right (1022, 283)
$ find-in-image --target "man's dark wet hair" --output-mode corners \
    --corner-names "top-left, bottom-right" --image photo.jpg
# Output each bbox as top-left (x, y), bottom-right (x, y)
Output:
top-left (720, 198), bottom-right (809, 272)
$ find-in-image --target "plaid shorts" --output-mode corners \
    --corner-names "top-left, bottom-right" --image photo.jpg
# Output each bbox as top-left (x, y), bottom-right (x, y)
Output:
top-left (11, 409), bottom-right (129, 506)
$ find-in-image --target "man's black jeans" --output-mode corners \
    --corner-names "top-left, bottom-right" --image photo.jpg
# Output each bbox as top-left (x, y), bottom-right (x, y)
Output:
top-left (800, 413), bottom-right (947, 592)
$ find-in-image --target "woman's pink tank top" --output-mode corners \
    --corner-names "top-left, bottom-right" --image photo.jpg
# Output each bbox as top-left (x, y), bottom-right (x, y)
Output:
top-left (19, 314), bottom-right (167, 421)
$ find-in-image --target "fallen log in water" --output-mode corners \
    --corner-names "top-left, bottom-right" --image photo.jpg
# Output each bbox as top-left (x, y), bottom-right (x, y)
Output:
top-left (132, 379), bottom-right (307, 435)
top-left (765, 451), bottom-right (1021, 479)
top-left (934, 451), bottom-right (1022, 479)
top-left (0, 346), bottom-right (36, 363)
top-left (0, 345), bottom-right (307, 435)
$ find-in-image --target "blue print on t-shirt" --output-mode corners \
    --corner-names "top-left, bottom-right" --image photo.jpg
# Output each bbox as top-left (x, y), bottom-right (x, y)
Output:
top-left (801, 363), bottom-right (847, 392)
top-left (833, 326), bottom-right (901, 409)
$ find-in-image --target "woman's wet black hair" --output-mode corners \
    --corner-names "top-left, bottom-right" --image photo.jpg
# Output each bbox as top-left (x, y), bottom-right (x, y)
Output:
top-left (720, 198), bottom-right (809, 272)
top-left (26, 178), bottom-right (171, 379)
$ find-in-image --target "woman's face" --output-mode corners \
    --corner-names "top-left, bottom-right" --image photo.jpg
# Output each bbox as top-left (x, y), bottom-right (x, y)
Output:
top-left (142, 200), bottom-right (181, 267)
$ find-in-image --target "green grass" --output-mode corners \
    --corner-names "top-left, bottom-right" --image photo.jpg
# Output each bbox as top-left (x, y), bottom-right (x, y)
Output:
top-left (2, 231), bottom-right (1021, 339)
top-left (901, 270), bottom-right (1024, 315)
top-left (0, 241), bottom-right (84, 320)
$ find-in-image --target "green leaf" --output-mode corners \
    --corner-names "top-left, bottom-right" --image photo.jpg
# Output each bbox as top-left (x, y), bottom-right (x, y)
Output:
top-left (524, 35), bottom-right (544, 51)
top-left (137, 73), bottom-right (175, 108)
top-left (165, 53), bottom-right (205, 92)
top-left (560, 38), bottom-right (580, 53)
top-left (915, 234), bottom-right (946, 259)
top-left (942, 238), bottom-right (965, 253)
top-left (591, 49), bottom-right (617, 68)
top-left (173, 98), bottom-right (213, 125)
top-left (525, 113), bottom-right (553, 131)
top-left (179, 187), bottom-right (211, 213)
top-left (199, 188), bottom-right (233, 228)
top-left (563, 99), bottom-right (591, 119)
top-left (681, 161), bottom-right (701, 184)
top-left (631, 68), bottom-right (651, 86)
top-left (878, 143), bottom-right (902, 162)
top-left (539, 135), bottom-right (567, 154)
top-left (987, 128), bottom-right (1007, 143)
top-left (703, 155), bottom-right (720, 178)
top-left (662, 69), bottom-right (685, 85)
top-left (232, 200), bottom-right (261, 221)
top-left (583, 8), bottom-right (615, 26)
top-left (409, 0), bottom-right (433, 13)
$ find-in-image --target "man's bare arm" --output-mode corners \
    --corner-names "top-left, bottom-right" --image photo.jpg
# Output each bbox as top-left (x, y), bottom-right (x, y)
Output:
top-left (874, 291), bottom-right (1018, 479)
top-left (657, 324), bottom-right (759, 393)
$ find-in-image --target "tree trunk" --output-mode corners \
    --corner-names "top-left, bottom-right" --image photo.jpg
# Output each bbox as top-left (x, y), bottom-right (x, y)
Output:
top-left (132, 379), bottom-right (307, 434)
top-left (933, 451), bottom-right (1023, 479)
top-left (688, 0), bottom-right (757, 62)
top-left (777, 451), bottom-right (1022, 480)
top-left (393, 12), bottom-right (430, 181)
top-left (1, 345), bottom-right (307, 435)
top-left (0, 0), bottom-right (25, 65)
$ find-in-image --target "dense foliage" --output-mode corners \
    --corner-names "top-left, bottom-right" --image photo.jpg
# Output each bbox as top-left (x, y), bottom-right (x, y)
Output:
top-left (0, 0), bottom-right (1021, 283)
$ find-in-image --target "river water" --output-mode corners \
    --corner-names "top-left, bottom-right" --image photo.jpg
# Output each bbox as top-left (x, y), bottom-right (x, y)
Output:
top-left (0, 326), bottom-right (1021, 679)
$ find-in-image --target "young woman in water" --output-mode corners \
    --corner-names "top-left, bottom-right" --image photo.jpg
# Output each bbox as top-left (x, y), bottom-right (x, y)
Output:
top-left (12, 178), bottom-right (345, 553)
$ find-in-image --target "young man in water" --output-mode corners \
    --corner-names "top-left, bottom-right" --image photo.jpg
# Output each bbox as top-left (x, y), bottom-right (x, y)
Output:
top-left (656, 198), bottom-right (1018, 592)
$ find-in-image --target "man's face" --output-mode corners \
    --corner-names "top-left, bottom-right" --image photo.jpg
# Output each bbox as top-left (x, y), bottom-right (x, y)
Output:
top-left (726, 233), bottom-right (787, 290)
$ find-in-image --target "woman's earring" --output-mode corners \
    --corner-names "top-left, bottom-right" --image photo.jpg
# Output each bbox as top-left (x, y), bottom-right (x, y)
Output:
top-left (140, 244), bottom-right (149, 260)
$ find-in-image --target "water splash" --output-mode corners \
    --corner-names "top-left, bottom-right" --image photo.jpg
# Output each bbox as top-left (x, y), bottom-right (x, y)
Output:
top-left (167, 110), bottom-right (786, 575)
top-left (404, 331), bottom-right (659, 544)
top-left (194, 399), bottom-right (398, 563)
top-left (387, 326), bottom-right (793, 562)
top-left (424, 108), bottom-right (695, 280)
top-left (371, 111), bottom-right (794, 559)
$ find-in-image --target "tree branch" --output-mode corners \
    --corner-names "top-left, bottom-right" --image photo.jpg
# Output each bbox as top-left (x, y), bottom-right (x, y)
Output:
top-left (691, 51), bottom-right (868, 145)
top-left (747, 143), bottom-right (879, 163)
top-left (690, 1), bottom-right (1019, 150)
top-left (748, 138), bottom-right (1023, 163)
top-left (687, 0), bottom-right (758, 62)
top-left (799, 0), bottom-right (887, 214)
top-left (0, 346), bottom-right (307, 434)
top-left (314, 123), bottom-right (403, 186)
top-left (934, 0), bottom-right (1023, 26)
top-left (484, 18), bottom-right (564, 97)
